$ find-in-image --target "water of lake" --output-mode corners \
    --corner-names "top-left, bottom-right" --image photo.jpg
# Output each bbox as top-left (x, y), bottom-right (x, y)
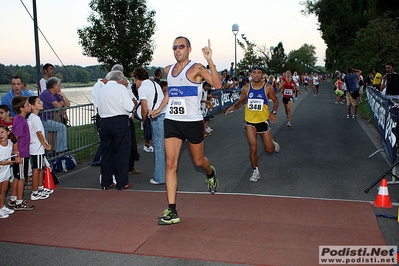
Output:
top-left (0, 86), bottom-right (93, 106)
top-left (62, 87), bottom-right (93, 106)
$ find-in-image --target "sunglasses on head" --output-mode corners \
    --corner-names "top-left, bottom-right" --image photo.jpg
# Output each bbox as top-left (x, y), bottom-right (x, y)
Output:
top-left (172, 44), bottom-right (187, 50)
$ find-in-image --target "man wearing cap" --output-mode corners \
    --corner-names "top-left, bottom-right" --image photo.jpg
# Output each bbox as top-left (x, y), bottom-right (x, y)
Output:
top-left (225, 66), bottom-right (280, 182)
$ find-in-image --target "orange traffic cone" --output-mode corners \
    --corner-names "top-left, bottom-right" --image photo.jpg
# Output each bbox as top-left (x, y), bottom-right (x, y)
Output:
top-left (44, 167), bottom-right (55, 190)
top-left (373, 178), bottom-right (392, 208)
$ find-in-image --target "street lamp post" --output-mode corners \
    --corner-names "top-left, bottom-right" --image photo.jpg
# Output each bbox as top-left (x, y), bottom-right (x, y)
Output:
top-left (232, 24), bottom-right (239, 76)
top-left (269, 46), bottom-right (274, 74)
top-left (33, 0), bottom-right (41, 95)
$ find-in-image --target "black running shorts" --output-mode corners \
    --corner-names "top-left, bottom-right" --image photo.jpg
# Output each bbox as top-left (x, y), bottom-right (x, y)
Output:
top-left (282, 97), bottom-right (293, 104)
top-left (164, 119), bottom-right (205, 144)
top-left (244, 120), bottom-right (271, 134)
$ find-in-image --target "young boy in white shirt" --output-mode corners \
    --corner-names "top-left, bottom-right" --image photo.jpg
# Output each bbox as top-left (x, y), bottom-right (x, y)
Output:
top-left (28, 96), bottom-right (52, 200)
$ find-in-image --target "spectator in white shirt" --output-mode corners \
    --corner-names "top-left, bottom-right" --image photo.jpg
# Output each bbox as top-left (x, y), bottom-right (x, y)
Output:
top-left (96, 70), bottom-right (134, 190)
top-left (38, 63), bottom-right (55, 94)
top-left (133, 67), bottom-right (166, 185)
top-left (110, 64), bottom-right (141, 174)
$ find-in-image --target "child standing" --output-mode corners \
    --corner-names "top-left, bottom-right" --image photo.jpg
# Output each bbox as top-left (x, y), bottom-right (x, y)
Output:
top-left (334, 78), bottom-right (345, 104)
top-left (0, 104), bottom-right (14, 130)
top-left (0, 125), bottom-right (18, 218)
top-left (28, 96), bottom-right (52, 200)
top-left (8, 96), bottom-right (34, 211)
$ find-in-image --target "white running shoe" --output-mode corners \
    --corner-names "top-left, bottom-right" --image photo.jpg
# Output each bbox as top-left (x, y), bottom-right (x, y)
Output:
top-left (43, 188), bottom-right (54, 194)
top-left (150, 178), bottom-right (164, 185)
top-left (31, 191), bottom-right (49, 201)
top-left (273, 140), bottom-right (280, 153)
top-left (1, 206), bottom-right (15, 215)
top-left (205, 127), bottom-right (212, 134)
top-left (250, 169), bottom-right (260, 182)
top-left (40, 188), bottom-right (54, 195)
top-left (287, 122), bottom-right (292, 127)
top-left (0, 210), bottom-right (9, 219)
top-left (143, 146), bottom-right (154, 152)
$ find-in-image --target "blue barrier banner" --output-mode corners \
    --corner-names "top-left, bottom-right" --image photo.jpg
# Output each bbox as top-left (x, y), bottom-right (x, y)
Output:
top-left (206, 88), bottom-right (241, 116)
top-left (366, 86), bottom-right (397, 163)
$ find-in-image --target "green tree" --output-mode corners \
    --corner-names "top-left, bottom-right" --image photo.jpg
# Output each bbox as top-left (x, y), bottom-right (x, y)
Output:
top-left (85, 65), bottom-right (109, 81)
top-left (0, 64), bottom-right (11, 84)
top-left (287, 44), bottom-right (318, 73)
top-left (0, 64), bottom-right (111, 85)
top-left (236, 34), bottom-right (264, 73)
top-left (77, 0), bottom-right (156, 75)
top-left (55, 73), bottom-right (63, 81)
top-left (257, 44), bottom-right (272, 72)
top-left (75, 69), bottom-right (91, 83)
top-left (301, 0), bottom-right (399, 72)
top-left (237, 35), bottom-right (320, 76)
top-left (15, 69), bottom-right (30, 84)
top-left (272, 42), bottom-right (288, 75)
top-left (350, 17), bottom-right (399, 75)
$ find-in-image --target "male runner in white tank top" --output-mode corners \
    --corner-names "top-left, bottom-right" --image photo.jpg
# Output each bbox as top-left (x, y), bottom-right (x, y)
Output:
top-left (149, 37), bottom-right (221, 225)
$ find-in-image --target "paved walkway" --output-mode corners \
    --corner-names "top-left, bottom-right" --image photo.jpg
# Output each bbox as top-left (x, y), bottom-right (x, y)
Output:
top-left (0, 189), bottom-right (386, 265)
top-left (1, 81), bottom-right (398, 265)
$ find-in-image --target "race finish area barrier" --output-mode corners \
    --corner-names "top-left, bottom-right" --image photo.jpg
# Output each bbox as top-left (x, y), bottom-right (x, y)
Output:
top-left (39, 103), bottom-right (98, 160)
top-left (365, 86), bottom-right (399, 192)
top-left (206, 87), bottom-right (241, 116)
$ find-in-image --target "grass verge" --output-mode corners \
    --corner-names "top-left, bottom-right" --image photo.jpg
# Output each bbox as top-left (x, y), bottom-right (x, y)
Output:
top-left (71, 119), bottom-right (144, 165)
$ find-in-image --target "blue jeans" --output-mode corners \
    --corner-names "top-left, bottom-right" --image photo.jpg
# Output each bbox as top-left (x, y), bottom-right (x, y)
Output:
top-left (151, 113), bottom-right (165, 183)
top-left (42, 119), bottom-right (68, 153)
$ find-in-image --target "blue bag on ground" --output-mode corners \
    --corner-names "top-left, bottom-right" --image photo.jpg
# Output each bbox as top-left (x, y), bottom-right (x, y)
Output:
top-left (51, 154), bottom-right (77, 172)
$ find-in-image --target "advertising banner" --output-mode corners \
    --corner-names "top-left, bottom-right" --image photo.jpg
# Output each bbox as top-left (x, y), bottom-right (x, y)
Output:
top-left (366, 87), bottom-right (397, 164)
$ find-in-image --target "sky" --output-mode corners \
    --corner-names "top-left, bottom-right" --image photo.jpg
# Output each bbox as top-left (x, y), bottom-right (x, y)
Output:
top-left (0, 0), bottom-right (327, 71)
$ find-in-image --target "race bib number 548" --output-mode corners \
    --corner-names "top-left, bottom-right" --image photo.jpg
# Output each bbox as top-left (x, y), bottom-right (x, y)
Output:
top-left (248, 99), bottom-right (264, 111)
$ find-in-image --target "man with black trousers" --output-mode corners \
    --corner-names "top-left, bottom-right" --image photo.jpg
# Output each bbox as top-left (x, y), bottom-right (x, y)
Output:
top-left (96, 70), bottom-right (134, 190)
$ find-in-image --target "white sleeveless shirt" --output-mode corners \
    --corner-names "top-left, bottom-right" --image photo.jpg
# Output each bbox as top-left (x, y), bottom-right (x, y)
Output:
top-left (166, 60), bottom-right (203, 122)
top-left (0, 140), bottom-right (13, 182)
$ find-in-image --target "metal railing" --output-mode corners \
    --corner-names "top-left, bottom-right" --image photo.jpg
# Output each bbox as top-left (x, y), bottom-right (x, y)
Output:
top-left (40, 103), bottom-right (99, 159)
